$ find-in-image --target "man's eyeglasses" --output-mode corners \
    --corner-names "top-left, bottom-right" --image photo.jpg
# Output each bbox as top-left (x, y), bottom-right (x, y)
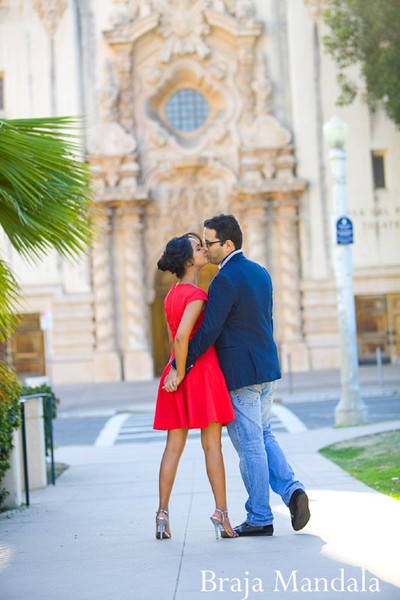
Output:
top-left (204, 240), bottom-right (223, 248)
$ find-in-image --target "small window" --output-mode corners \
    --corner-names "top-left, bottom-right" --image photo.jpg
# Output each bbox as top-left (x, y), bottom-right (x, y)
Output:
top-left (165, 88), bottom-right (209, 133)
top-left (0, 74), bottom-right (4, 111)
top-left (371, 152), bottom-right (386, 189)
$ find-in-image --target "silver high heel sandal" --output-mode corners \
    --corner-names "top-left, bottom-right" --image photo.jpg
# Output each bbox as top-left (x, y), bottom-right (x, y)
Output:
top-left (156, 508), bottom-right (171, 540)
top-left (210, 509), bottom-right (238, 540)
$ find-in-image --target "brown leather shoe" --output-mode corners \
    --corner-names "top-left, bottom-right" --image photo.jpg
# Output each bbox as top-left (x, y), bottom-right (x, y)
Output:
top-left (289, 490), bottom-right (310, 531)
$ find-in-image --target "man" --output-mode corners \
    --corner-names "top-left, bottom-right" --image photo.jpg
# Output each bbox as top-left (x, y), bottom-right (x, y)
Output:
top-left (164, 214), bottom-right (310, 536)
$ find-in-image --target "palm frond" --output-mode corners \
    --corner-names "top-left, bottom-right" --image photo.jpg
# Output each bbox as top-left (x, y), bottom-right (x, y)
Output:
top-left (0, 116), bottom-right (95, 262)
top-left (0, 360), bottom-right (22, 405)
top-left (0, 259), bottom-right (20, 343)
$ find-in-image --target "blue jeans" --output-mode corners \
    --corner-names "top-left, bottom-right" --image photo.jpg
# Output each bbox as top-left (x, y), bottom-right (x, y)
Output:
top-left (227, 381), bottom-right (304, 526)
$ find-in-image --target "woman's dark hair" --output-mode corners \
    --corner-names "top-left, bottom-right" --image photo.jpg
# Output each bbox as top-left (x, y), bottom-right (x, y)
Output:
top-left (204, 214), bottom-right (243, 249)
top-left (157, 234), bottom-right (195, 279)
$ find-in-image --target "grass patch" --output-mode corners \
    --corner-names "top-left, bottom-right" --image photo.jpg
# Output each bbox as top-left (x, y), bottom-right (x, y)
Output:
top-left (320, 430), bottom-right (400, 500)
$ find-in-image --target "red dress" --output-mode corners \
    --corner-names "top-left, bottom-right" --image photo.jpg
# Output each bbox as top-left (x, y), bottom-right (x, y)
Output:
top-left (153, 283), bottom-right (235, 430)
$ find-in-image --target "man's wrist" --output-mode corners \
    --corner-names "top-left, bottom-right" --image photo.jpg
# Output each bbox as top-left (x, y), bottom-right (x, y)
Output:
top-left (171, 358), bottom-right (193, 373)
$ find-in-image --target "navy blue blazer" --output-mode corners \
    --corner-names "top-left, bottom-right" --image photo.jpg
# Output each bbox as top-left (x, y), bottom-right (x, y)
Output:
top-left (186, 252), bottom-right (282, 391)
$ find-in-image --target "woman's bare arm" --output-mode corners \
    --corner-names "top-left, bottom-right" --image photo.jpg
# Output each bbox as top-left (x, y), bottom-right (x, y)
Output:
top-left (174, 299), bottom-right (205, 382)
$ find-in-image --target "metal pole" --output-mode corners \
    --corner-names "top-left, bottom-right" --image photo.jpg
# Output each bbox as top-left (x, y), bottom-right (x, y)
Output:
top-left (47, 396), bottom-right (56, 485)
top-left (287, 354), bottom-right (294, 395)
top-left (323, 116), bottom-right (368, 426)
top-left (20, 401), bottom-right (30, 507)
top-left (376, 347), bottom-right (384, 388)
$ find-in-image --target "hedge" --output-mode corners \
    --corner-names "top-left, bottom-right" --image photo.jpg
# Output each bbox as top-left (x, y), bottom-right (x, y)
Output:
top-left (0, 365), bottom-right (22, 508)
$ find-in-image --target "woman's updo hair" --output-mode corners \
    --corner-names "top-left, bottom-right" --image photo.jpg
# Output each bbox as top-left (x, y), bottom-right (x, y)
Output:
top-left (157, 235), bottom-right (194, 279)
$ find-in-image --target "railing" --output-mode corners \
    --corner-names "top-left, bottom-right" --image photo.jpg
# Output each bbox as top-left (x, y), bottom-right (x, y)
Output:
top-left (19, 393), bottom-right (56, 506)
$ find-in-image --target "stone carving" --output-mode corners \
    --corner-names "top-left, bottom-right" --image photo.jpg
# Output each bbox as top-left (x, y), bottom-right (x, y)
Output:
top-left (88, 122), bottom-right (137, 158)
top-left (241, 115), bottom-right (291, 149)
top-left (100, 0), bottom-right (306, 371)
top-left (262, 152), bottom-right (277, 180)
top-left (112, 45), bottom-right (137, 131)
top-left (158, 0), bottom-right (211, 62)
top-left (303, 0), bottom-right (325, 18)
top-left (236, 43), bottom-right (256, 125)
top-left (88, 61), bottom-right (139, 198)
top-left (231, 0), bottom-right (256, 20)
top-left (209, 60), bottom-right (228, 81)
top-left (276, 150), bottom-right (296, 181)
top-left (110, 0), bottom-right (154, 25)
top-left (32, 0), bottom-right (68, 37)
top-left (98, 60), bottom-right (120, 124)
top-left (110, 0), bottom-right (139, 26)
top-left (149, 178), bottom-right (227, 240)
top-left (252, 57), bottom-right (273, 116)
top-left (217, 0), bottom-right (256, 20)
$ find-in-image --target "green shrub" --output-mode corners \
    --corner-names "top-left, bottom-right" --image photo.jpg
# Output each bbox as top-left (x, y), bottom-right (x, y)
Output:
top-left (0, 364), bottom-right (22, 508)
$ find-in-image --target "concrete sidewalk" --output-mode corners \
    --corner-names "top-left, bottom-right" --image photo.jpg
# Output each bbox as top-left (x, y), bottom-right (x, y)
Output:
top-left (1, 419), bottom-right (399, 599)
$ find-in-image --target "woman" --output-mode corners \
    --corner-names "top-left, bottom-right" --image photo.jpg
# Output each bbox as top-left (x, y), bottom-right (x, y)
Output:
top-left (153, 233), bottom-right (237, 540)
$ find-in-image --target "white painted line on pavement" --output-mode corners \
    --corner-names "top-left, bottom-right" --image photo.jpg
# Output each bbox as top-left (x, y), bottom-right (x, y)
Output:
top-left (95, 413), bottom-right (131, 446)
top-left (272, 404), bottom-right (308, 433)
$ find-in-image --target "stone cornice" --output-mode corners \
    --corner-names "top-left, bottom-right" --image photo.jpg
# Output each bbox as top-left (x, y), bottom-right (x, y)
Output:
top-left (104, 13), bottom-right (159, 45)
top-left (235, 177), bottom-right (307, 198)
top-left (204, 10), bottom-right (263, 38)
top-left (95, 188), bottom-right (151, 206)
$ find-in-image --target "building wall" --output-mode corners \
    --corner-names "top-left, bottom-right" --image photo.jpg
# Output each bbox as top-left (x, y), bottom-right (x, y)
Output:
top-left (1, 0), bottom-right (399, 383)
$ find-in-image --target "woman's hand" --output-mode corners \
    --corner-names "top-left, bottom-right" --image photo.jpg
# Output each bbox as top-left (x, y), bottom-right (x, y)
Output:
top-left (163, 367), bottom-right (184, 392)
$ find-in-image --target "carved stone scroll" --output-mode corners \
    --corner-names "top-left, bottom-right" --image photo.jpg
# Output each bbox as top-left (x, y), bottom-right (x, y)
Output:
top-left (32, 0), bottom-right (68, 37)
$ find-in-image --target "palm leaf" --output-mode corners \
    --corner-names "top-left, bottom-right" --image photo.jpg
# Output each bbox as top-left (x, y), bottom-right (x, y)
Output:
top-left (0, 116), bottom-right (95, 261)
top-left (0, 259), bottom-right (20, 343)
top-left (0, 359), bottom-right (21, 407)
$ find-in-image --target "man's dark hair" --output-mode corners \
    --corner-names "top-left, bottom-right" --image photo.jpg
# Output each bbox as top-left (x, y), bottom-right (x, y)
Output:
top-left (204, 214), bottom-right (243, 249)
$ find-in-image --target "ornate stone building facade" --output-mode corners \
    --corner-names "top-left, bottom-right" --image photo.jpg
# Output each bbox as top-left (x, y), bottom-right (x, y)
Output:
top-left (0, 0), bottom-right (399, 383)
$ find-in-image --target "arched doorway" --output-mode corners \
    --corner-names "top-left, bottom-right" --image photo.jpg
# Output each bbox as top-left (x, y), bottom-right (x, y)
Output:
top-left (151, 263), bottom-right (219, 375)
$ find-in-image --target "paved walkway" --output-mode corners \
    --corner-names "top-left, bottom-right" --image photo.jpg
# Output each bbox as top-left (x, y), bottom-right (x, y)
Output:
top-left (1, 410), bottom-right (400, 598)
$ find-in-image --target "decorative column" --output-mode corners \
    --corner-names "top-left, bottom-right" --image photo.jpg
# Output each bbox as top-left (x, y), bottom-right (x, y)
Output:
top-left (91, 206), bottom-right (122, 381)
top-left (237, 195), bottom-right (270, 269)
top-left (119, 201), bottom-right (153, 380)
top-left (273, 195), bottom-right (310, 371)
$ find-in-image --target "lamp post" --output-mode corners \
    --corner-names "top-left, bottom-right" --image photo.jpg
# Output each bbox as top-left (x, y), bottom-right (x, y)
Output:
top-left (323, 116), bottom-right (368, 426)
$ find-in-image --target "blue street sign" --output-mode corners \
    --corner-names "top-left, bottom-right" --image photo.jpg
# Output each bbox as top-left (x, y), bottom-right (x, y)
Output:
top-left (336, 216), bottom-right (353, 245)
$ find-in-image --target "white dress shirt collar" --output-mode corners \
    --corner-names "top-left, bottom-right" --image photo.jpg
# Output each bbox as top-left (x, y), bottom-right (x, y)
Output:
top-left (218, 249), bottom-right (243, 270)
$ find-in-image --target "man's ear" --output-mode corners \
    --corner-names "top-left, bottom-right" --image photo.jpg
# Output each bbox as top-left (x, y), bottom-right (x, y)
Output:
top-left (225, 240), bottom-right (235, 252)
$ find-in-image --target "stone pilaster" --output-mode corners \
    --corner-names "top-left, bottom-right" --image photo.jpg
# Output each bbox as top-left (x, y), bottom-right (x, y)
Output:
top-left (273, 195), bottom-right (310, 371)
top-left (91, 206), bottom-right (122, 381)
top-left (119, 203), bottom-right (153, 380)
top-left (238, 195), bottom-right (270, 269)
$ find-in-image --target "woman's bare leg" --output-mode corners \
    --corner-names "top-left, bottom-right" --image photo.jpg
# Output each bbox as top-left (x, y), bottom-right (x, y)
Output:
top-left (201, 423), bottom-right (237, 537)
top-left (157, 428), bottom-right (188, 537)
